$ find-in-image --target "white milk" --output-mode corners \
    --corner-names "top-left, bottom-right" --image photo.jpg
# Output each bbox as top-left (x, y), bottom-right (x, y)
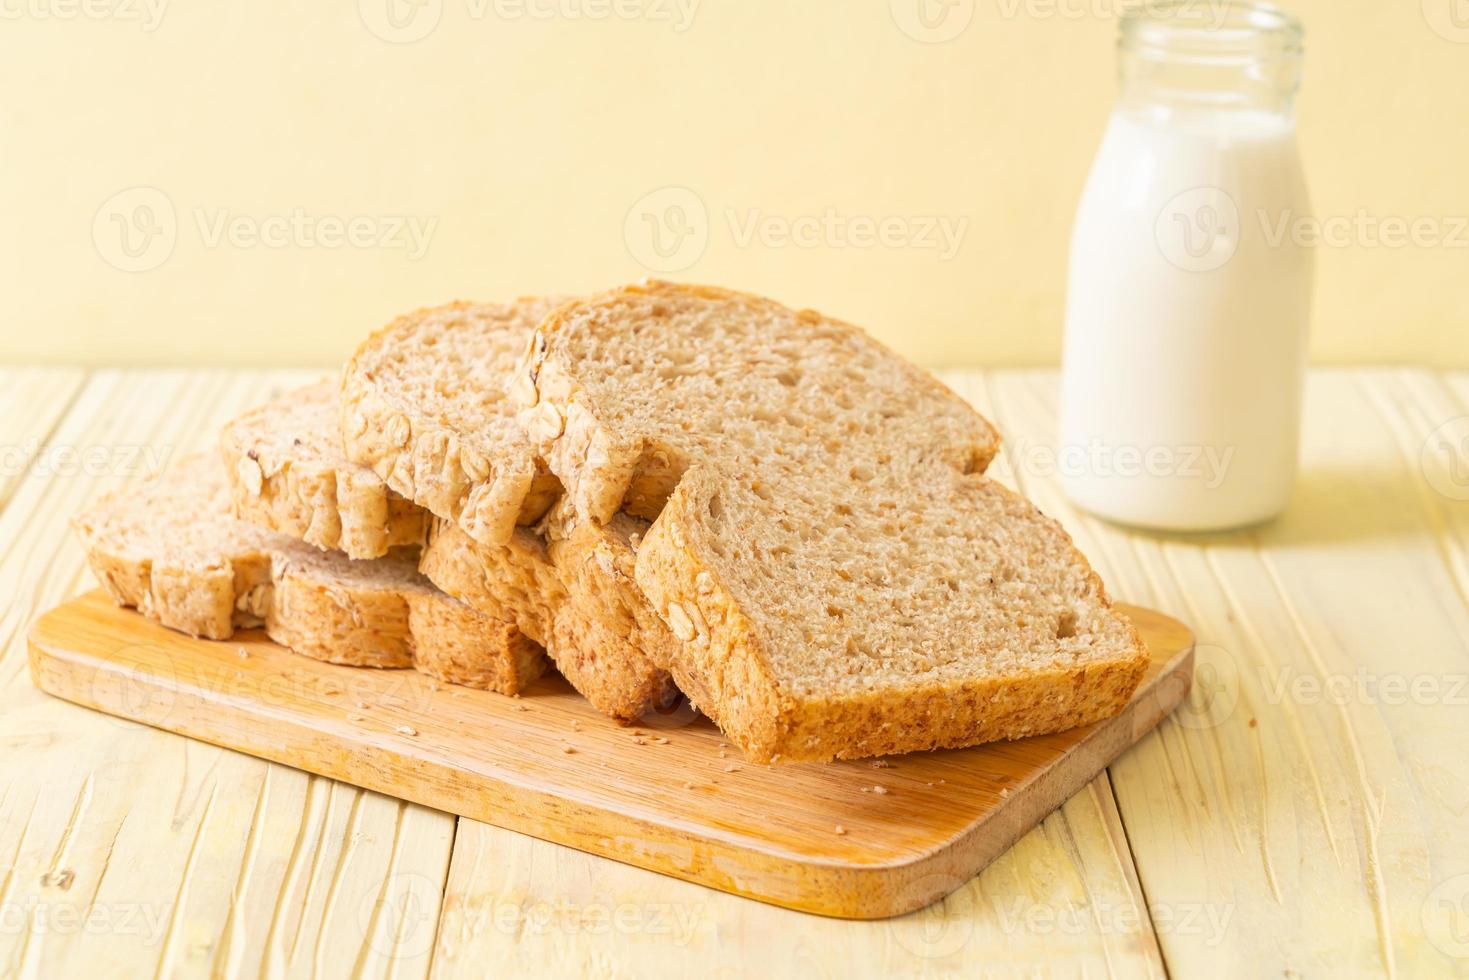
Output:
top-left (1059, 7), bottom-right (1312, 531)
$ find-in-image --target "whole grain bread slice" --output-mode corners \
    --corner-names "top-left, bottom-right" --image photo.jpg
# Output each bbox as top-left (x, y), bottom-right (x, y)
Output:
top-left (337, 301), bottom-right (678, 721)
top-left (72, 453), bottom-right (546, 693)
top-left (222, 381), bottom-right (427, 559)
top-left (341, 299), bottom-right (565, 547)
top-left (514, 281), bottom-right (1148, 762)
top-left (419, 507), bottom-right (679, 722)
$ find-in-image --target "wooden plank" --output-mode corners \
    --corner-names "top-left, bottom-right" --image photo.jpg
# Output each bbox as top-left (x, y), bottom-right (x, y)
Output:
top-left (987, 368), bottom-right (1469, 978)
top-left (0, 369), bottom-right (455, 980)
top-left (0, 367), bottom-right (86, 514)
top-left (29, 590), bottom-right (1192, 921)
top-left (426, 370), bottom-right (1169, 977)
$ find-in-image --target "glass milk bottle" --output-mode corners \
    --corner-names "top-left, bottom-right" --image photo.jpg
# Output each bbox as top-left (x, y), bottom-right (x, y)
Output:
top-left (1058, 2), bottom-right (1312, 531)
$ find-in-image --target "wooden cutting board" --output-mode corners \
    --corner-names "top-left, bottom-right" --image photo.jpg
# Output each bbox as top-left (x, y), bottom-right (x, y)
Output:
top-left (28, 590), bottom-right (1192, 919)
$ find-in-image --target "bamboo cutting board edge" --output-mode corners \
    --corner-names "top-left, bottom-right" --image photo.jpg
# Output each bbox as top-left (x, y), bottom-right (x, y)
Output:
top-left (28, 590), bottom-right (1192, 919)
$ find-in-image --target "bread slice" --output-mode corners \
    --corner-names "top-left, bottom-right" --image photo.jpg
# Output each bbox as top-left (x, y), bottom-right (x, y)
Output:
top-left (514, 281), bottom-right (1148, 762)
top-left (339, 300), bottom-right (677, 721)
top-left (221, 381), bottom-right (427, 559)
top-left (341, 299), bottom-right (565, 547)
top-left (72, 454), bottom-right (546, 693)
top-left (419, 506), bottom-right (679, 722)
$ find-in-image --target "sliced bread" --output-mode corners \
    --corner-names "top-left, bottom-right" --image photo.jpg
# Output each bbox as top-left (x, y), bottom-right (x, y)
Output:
top-left (339, 301), bottom-right (678, 721)
top-left (72, 454), bottom-right (546, 693)
top-left (419, 509), bottom-right (679, 722)
top-left (221, 381), bottom-right (427, 559)
top-left (340, 299), bottom-right (565, 547)
top-left (514, 281), bottom-right (1148, 761)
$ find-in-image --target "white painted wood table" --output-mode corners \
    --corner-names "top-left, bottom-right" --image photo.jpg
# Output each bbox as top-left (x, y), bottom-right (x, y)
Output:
top-left (0, 367), bottom-right (1465, 979)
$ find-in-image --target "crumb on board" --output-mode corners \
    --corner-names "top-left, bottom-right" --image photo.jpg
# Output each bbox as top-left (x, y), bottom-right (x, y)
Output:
top-left (870, 759), bottom-right (891, 769)
top-left (512, 704), bottom-right (530, 712)
top-left (872, 785), bottom-right (889, 796)
top-left (834, 825), bottom-right (847, 836)
top-left (395, 725), bottom-right (418, 737)
top-left (653, 737), bottom-right (669, 745)
top-left (723, 764), bottom-right (739, 773)
top-left (562, 746), bottom-right (576, 754)
top-left (356, 700), bottom-right (369, 710)
top-left (347, 713), bottom-right (364, 722)
top-left (40, 868), bottom-right (74, 890)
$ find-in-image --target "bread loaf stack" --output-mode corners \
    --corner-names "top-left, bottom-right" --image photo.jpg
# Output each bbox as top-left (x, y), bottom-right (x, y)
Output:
top-left (74, 282), bottom-right (1147, 762)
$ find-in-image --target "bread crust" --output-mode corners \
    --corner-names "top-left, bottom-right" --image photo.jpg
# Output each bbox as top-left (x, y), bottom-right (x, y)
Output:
top-left (74, 455), bottom-right (546, 695)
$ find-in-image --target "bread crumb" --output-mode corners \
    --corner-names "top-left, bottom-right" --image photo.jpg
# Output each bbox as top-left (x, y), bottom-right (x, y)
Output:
top-left (562, 746), bottom-right (577, 754)
top-left (719, 742), bottom-right (729, 749)
top-left (631, 729), bottom-right (644, 737)
top-left (653, 737), bottom-right (669, 745)
top-left (512, 703), bottom-right (530, 712)
top-left (870, 759), bottom-right (891, 769)
top-left (236, 647), bottom-right (250, 659)
top-left (1248, 718), bottom-right (1258, 728)
top-left (395, 725), bottom-right (418, 736)
top-left (570, 719), bottom-right (580, 729)
top-left (633, 736), bottom-right (647, 745)
top-left (683, 781), bottom-right (696, 790)
top-left (347, 713), bottom-right (364, 722)
top-left (872, 785), bottom-right (889, 795)
top-left (723, 764), bottom-right (739, 773)
top-left (356, 700), bottom-right (369, 710)
top-left (40, 868), bottom-right (74, 890)
top-left (925, 781), bottom-right (935, 787)
top-left (999, 787), bottom-right (1011, 797)
top-left (834, 825), bottom-right (847, 836)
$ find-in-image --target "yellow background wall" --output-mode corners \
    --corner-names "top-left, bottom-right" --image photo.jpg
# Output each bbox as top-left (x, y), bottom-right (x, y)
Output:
top-left (2, 1), bottom-right (1465, 367)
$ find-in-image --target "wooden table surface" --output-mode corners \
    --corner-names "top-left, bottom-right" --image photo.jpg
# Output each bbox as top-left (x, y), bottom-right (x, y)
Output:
top-left (1, 366), bottom-right (1465, 979)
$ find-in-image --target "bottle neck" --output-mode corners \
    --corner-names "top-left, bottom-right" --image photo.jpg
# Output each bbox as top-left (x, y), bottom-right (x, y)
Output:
top-left (1118, 2), bottom-right (1303, 118)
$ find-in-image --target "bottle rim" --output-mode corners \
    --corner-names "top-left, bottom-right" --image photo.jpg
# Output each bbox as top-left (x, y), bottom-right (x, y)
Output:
top-left (1120, 1), bottom-right (1304, 64)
